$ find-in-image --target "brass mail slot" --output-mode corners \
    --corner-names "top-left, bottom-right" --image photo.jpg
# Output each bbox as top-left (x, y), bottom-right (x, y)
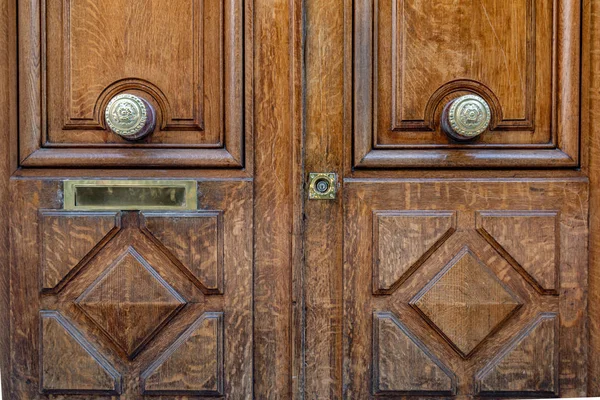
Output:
top-left (63, 180), bottom-right (197, 211)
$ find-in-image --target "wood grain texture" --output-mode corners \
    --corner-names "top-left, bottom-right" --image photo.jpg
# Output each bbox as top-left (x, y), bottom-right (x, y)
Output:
top-left (303, 0), bottom-right (345, 397)
top-left (50, 0), bottom-right (222, 139)
top-left (478, 211), bottom-right (559, 293)
top-left (374, 211), bottom-right (456, 294)
top-left (142, 312), bottom-right (223, 396)
top-left (40, 310), bottom-right (121, 395)
top-left (351, 0), bottom-right (581, 168)
top-left (8, 180), bottom-right (253, 399)
top-left (39, 211), bottom-right (120, 292)
top-left (344, 180), bottom-right (588, 398)
top-left (143, 212), bottom-right (223, 294)
top-left (0, 0), bottom-right (17, 397)
top-left (75, 246), bottom-right (187, 358)
top-left (476, 312), bottom-right (559, 396)
top-left (253, 0), bottom-right (302, 397)
top-left (373, 312), bottom-right (456, 396)
top-left (19, 0), bottom-right (249, 168)
top-left (587, 0), bottom-right (600, 394)
top-left (412, 247), bottom-right (522, 357)
top-left (385, 0), bottom-right (538, 133)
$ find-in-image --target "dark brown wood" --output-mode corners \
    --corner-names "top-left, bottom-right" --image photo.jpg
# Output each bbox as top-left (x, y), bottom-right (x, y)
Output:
top-left (39, 211), bottom-right (120, 292)
top-left (352, 0), bottom-right (580, 169)
top-left (143, 212), bottom-right (224, 294)
top-left (303, 0), bottom-right (345, 398)
top-left (1, 0), bottom-right (598, 398)
top-left (19, 0), bottom-right (249, 169)
top-left (373, 312), bottom-right (456, 396)
top-left (475, 312), bottom-right (559, 396)
top-left (0, 0), bottom-right (17, 397)
top-left (9, 180), bottom-right (253, 399)
top-left (253, 0), bottom-right (303, 397)
top-left (40, 310), bottom-right (122, 395)
top-left (587, 0), bottom-right (600, 394)
top-left (141, 312), bottom-right (224, 396)
top-left (344, 180), bottom-right (588, 398)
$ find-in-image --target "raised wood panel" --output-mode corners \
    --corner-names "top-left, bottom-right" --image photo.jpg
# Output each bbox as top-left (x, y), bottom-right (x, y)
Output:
top-left (19, 0), bottom-right (250, 168)
top-left (75, 246), bottom-right (187, 359)
top-left (411, 246), bottom-right (522, 357)
top-left (344, 180), bottom-right (588, 398)
top-left (142, 312), bottom-right (224, 396)
top-left (8, 179), bottom-right (253, 398)
top-left (477, 211), bottom-right (560, 293)
top-left (373, 311), bottom-right (456, 396)
top-left (352, 0), bottom-right (581, 168)
top-left (386, 0), bottom-right (538, 133)
top-left (40, 310), bottom-right (121, 395)
top-left (39, 211), bottom-right (120, 292)
top-left (373, 211), bottom-right (455, 294)
top-left (54, 0), bottom-right (216, 137)
top-left (476, 313), bottom-right (559, 396)
top-left (143, 212), bottom-right (224, 294)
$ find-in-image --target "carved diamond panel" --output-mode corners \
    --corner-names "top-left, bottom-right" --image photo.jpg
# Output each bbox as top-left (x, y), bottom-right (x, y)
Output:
top-left (476, 313), bottom-right (559, 396)
top-left (76, 247), bottom-right (186, 359)
top-left (39, 211), bottom-right (120, 292)
top-left (411, 247), bottom-right (522, 357)
top-left (477, 211), bottom-right (559, 293)
top-left (373, 312), bottom-right (456, 396)
top-left (40, 311), bottom-right (121, 395)
top-left (373, 211), bottom-right (455, 294)
top-left (142, 313), bottom-right (224, 396)
top-left (143, 212), bottom-right (223, 294)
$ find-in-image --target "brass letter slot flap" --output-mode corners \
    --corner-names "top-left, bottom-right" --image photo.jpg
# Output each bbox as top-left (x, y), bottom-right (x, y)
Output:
top-left (63, 180), bottom-right (198, 211)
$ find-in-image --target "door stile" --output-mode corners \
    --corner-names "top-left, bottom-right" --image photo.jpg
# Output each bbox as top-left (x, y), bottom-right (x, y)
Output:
top-left (253, 0), bottom-right (304, 398)
top-left (0, 0), bottom-right (18, 397)
top-left (586, 0), bottom-right (600, 394)
top-left (303, 0), bottom-right (346, 398)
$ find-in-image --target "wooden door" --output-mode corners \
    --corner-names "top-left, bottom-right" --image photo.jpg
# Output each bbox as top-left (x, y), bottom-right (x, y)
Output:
top-left (1, 0), bottom-right (599, 399)
top-left (0, 0), bottom-right (291, 398)
top-left (303, 0), bottom-right (596, 399)
top-left (1, 0), bottom-right (304, 397)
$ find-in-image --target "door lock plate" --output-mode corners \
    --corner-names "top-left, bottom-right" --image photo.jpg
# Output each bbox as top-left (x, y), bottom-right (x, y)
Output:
top-left (308, 173), bottom-right (337, 200)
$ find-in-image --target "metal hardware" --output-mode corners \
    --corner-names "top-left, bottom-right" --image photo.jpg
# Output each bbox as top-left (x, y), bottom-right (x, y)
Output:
top-left (441, 94), bottom-right (491, 141)
top-left (308, 173), bottom-right (337, 200)
top-left (105, 93), bottom-right (156, 140)
top-left (64, 180), bottom-right (197, 211)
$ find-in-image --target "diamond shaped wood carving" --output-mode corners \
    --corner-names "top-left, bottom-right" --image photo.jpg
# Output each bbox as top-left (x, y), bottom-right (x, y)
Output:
top-left (76, 247), bottom-right (186, 359)
top-left (411, 247), bottom-right (522, 357)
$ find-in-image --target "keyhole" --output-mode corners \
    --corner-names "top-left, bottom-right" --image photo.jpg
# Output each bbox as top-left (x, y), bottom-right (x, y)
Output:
top-left (315, 179), bottom-right (330, 193)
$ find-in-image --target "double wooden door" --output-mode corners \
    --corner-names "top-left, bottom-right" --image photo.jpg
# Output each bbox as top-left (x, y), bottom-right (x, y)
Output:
top-left (0, 0), bottom-right (598, 399)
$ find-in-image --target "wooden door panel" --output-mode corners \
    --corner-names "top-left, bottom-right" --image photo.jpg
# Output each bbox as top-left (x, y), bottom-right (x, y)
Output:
top-left (39, 211), bottom-right (121, 293)
top-left (19, 0), bottom-right (250, 168)
top-left (9, 179), bottom-right (252, 399)
top-left (352, 0), bottom-right (581, 168)
top-left (344, 180), bottom-right (588, 398)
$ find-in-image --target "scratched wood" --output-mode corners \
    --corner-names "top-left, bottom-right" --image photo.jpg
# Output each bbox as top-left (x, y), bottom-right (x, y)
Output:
top-left (253, 0), bottom-right (302, 397)
top-left (587, 0), bottom-right (600, 394)
top-left (0, 0), bottom-right (597, 398)
top-left (344, 180), bottom-right (588, 398)
top-left (352, 0), bottom-right (581, 168)
top-left (303, 0), bottom-right (346, 398)
top-left (8, 180), bottom-right (252, 399)
top-left (0, 0), bottom-right (17, 397)
top-left (18, 0), bottom-right (249, 168)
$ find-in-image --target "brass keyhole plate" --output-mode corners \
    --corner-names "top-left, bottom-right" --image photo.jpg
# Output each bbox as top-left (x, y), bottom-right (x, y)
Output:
top-left (308, 173), bottom-right (337, 200)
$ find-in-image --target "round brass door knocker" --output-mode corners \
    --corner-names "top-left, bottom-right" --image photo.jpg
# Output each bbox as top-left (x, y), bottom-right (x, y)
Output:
top-left (441, 94), bottom-right (491, 141)
top-left (105, 93), bottom-right (156, 141)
